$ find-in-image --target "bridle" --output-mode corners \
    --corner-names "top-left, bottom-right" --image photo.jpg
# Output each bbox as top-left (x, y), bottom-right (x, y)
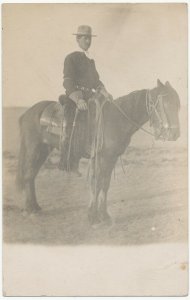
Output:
top-left (146, 90), bottom-right (178, 140)
top-left (146, 90), bottom-right (169, 138)
top-left (93, 88), bottom-right (178, 139)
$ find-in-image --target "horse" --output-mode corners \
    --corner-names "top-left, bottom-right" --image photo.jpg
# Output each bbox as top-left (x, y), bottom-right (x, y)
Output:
top-left (16, 79), bottom-right (180, 225)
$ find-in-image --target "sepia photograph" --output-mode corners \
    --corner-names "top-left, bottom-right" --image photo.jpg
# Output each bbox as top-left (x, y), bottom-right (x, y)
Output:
top-left (2, 3), bottom-right (188, 296)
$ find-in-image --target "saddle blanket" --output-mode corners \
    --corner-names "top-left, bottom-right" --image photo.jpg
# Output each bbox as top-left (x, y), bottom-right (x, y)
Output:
top-left (40, 102), bottom-right (65, 136)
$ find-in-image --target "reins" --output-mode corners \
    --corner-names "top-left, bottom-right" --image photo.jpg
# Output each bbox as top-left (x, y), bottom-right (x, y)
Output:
top-left (146, 91), bottom-right (168, 125)
top-left (66, 108), bottom-right (79, 172)
top-left (111, 90), bottom-right (170, 138)
top-left (65, 89), bottom-right (168, 175)
top-left (111, 91), bottom-right (154, 136)
top-left (92, 99), bottom-right (106, 198)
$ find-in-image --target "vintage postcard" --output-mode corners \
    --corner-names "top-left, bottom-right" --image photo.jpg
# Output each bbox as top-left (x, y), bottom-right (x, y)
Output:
top-left (2, 3), bottom-right (188, 296)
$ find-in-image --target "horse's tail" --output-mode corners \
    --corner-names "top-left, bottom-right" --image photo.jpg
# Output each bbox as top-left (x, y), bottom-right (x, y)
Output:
top-left (15, 115), bottom-right (26, 191)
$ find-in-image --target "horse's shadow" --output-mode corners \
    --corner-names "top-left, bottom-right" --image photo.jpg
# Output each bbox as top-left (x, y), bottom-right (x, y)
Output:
top-left (3, 185), bottom-right (186, 245)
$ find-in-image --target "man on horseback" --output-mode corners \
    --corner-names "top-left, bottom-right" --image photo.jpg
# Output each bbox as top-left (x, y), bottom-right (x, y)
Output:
top-left (59, 25), bottom-right (113, 173)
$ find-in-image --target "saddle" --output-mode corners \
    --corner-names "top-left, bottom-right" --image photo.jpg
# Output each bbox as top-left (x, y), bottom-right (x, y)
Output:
top-left (40, 95), bottom-right (87, 157)
top-left (40, 94), bottom-right (105, 158)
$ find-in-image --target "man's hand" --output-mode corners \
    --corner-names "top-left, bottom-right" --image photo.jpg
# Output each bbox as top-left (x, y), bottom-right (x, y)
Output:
top-left (106, 93), bottom-right (113, 102)
top-left (77, 99), bottom-right (88, 110)
top-left (102, 91), bottom-right (113, 102)
top-left (99, 86), bottom-right (113, 102)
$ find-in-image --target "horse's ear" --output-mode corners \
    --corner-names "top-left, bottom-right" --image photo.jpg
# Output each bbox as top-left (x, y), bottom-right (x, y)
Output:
top-left (157, 79), bottom-right (164, 87)
top-left (165, 81), bottom-right (171, 87)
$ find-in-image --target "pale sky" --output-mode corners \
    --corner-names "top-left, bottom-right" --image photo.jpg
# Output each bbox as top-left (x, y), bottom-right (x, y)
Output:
top-left (3, 3), bottom-right (187, 107)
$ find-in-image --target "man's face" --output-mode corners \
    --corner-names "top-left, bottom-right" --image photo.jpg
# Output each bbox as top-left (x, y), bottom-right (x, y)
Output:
top-left (77, 35), bottom-right (92, 51)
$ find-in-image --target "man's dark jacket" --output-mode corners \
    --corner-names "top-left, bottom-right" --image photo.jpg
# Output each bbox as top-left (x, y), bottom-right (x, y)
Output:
top-left (63, 51), bottom-right (103, 99)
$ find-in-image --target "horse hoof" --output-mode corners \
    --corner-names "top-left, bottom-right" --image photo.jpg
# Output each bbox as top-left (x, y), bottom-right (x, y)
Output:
top-left (91, 222), bottom-right (102, 229)
top-left (30, 206), bottom-right (42, 214)
top-left (100, 212), bottom-right (112, 226)
top-left (91, 217), bottom-right (112, 229)
top-left (22, 205), bottom-right (42, 216)
top-left (88, 213), bottom-right (101, 227)
top-left (21, 210), bottom-right (29, 217)
top-left (29, 212), bottom-right (40, 219)
top-left (60, 168), bottom-right (82, 177)
top-left (102, 218), bottom-right (113, 227)
top-left (70, 170), bottom-right (82, 177)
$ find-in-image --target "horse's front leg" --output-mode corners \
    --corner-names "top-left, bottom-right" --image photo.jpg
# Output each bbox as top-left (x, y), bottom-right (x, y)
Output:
top-left (98, 179), bottom-right (112, 225)
top-left (98, 155), bottom-right (117, 224)
top-left (88, 154), bottom-right (117, 225)
top-left (88, 156), bottom-right (102, 225)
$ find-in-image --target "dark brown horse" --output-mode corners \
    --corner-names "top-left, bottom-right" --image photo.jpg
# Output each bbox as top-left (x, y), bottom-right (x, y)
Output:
top-left (16, 79), bottom-right (180, 225)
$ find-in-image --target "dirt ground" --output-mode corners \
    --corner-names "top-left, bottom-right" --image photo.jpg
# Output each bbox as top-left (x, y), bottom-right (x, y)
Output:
top-left (3, 146), bottom-right (187, 245)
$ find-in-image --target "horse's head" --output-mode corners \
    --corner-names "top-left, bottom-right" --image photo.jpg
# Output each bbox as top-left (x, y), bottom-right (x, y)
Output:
top-left (148, 79), bottom-right (180, 141)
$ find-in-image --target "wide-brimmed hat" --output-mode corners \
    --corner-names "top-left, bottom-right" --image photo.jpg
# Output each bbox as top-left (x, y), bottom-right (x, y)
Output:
top-left (73, 25), bottom-right (97, 37)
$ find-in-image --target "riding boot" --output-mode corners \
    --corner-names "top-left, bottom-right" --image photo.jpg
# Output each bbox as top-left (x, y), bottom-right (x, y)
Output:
top-left (58, 135), bottom-right (69, 171)
top-left (83, 101), bottom-right (96, 159)
top-left (58, 115), bottom-right (81, 176)
top-left (83, 130), bottom-right (94, 159)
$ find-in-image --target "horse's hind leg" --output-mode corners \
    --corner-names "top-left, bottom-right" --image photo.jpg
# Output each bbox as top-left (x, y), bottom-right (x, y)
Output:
top-left (24, 180), bottom-right (40, 213)
top-left (24, 143), bottom-right (50, 213)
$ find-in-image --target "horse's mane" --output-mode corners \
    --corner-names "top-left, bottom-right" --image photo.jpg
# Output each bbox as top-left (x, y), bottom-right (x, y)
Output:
top-left (114, 84), bottom-right (181, 115)
top-left (114, 89), bottom-right (147, 107)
